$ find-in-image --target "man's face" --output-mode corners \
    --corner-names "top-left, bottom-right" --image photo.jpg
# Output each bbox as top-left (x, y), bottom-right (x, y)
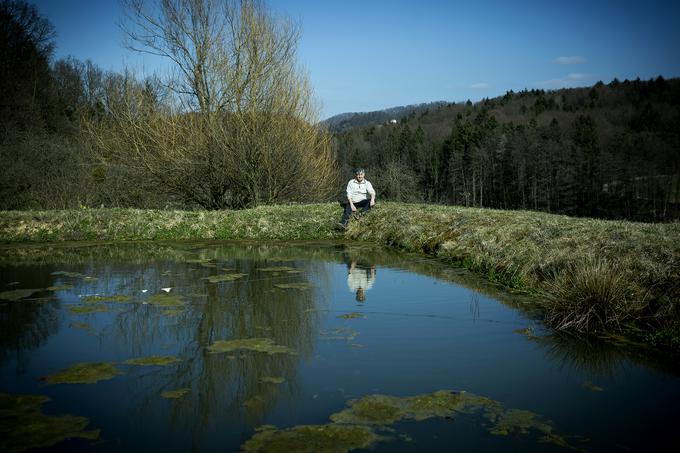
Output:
top-left (355, 172), bottom-right (365, 182)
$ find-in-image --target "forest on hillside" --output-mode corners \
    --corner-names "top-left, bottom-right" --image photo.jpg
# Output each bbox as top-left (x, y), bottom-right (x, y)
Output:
top-left (333, 79), bottom-right (680, 222)
top-left (1, 0), bottom-right (679, 222)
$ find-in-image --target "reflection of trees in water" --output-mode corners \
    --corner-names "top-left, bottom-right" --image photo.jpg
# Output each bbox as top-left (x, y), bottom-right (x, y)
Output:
top-left (41, 242), bottom-right (329, 440)
top-left (6, 241), bottom-right (680, 444)
top-left (0, 298), bottom-right (60, 371)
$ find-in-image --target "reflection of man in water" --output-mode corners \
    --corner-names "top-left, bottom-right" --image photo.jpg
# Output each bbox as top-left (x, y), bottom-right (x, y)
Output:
top-left (347, 260), bottom-right (376, 302)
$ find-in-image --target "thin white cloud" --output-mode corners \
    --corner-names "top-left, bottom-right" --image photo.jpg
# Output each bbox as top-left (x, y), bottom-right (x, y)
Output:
top-left (470, 82), bottom-right (489, 89)
top-left (553, 56), bottom-right (586, 65)
top-left (567, 73), bottom-right (591, 80)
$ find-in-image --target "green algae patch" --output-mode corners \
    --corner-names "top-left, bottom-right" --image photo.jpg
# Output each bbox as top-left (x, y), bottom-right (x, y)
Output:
top-left (51, 271), bottom-right (97, 281)
top-left (47, 284), bottom-right (74, 291)
top-left (259, 376), bottom-right (286, 384)
top-left (204, 273), bottom-right (247, 283)
top-left (160, 388), bottom-right (190, 399)
top-left (68, 304), bottom-right (110, 314)
top-left (162, 308), bottom-right (184, 316)
top-left (206, 338), bottom-right (296, 355)
top-left (240, 423), bottom-right (381, 453)
top-left (337, 312), bottom-right (365, 320)
top-left (43, 362), bottom-right (121, 385)
top-left (69, 321), bottom-right (93, 331)
top-left (125, 355), bottom-right (180, 366)
top-left (513, 327), bottom-right (536, 338)
top-left (487, 408), bottom-right (551, 435)
top-left (147, 293), bottom-right (184, 307)
top-left (184, 258), bottom-right (214, 264)
top-left (82, 294), bottom-right (132, 303)
top-left (0, 393), bottom-right (99, 453)
top-left (0, 393), bottom-right (50, 416)
top-left (329, 391), bottom-right (491, 426)
top-left (51, 271), bottom-right (85, 278)
top-left (581, 381), bottom-right (604, 392)
top-left (323, 390), bottom-right (580, 450)
top-left (274, 282), bottom-right (313, 290)
top-left (258, 266), bottom-right (298, 272)
top-left (331, 395), bottom-right (406, 425)
top-left (319, 327), bottom-right (358, 341)
top-left (0, 288), bottom-right (42, 301)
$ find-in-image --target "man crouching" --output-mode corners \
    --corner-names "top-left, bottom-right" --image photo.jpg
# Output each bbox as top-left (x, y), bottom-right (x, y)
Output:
top-left (337, 168), bottom-right (376, 230)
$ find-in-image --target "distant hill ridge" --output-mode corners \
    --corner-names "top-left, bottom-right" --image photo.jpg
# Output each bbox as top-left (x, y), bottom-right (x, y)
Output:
top-left (329, 76), bottom-right (680, 222)
top-left (322, 101), bottom-right (449, 132)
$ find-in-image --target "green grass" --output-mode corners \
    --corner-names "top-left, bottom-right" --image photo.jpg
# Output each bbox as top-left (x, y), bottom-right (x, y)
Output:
top-left (1, 202), bottom-right (679, 347)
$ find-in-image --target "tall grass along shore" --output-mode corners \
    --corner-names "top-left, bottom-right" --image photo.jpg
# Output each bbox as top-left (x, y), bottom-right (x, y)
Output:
top-left (1, 202), bottom-right (678, 349)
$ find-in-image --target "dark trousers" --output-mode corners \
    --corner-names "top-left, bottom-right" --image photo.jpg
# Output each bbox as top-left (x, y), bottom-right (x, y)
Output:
top-left (340, 199), bottom-right (371, 225)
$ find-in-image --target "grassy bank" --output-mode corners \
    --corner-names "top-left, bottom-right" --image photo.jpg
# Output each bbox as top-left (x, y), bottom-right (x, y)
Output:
top-left (1, 202), bottom-right (678, 348)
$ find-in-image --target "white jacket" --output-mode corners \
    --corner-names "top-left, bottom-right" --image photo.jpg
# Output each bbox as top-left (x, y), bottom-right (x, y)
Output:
top-left (346, 179), bottom-right (375, 203)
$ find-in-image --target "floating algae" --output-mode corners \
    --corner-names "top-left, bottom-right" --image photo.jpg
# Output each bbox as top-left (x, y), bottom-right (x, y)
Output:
top-left (51, 271), bottom-right (97, 281)
top-left (319, 327), bottom-right (359, 342)
top-left (46, 284), bottom-right (74, 291)
top-left (82, 294), bottom-right (132, 303)
top-left (258, 266), bottom-right (298, 272)
top-left (125, 356), bottom-right (180, 366)
top-left (0, 289), bottom-right (42, 301)
top-left (513, 327), bottom-right (536, 338)
top-left (206, 338), bottom-right (295, 355)
top-left (184, 258), bottom-right (214, 264)
top-left (274, 283), bottom-right (313, 290)
top-left (336, 312), bottom-right (365, 320)
top-left (44, 362), bottom-right (121, 385)
top-left (259, 376), bottom-right (286, 384)
top-left (204, 273), bottom-right (247, 283)
top-left (69, 305), bottom-right (110, 314)
top-left (581, 381), bottom-right (604, 392)
top-left (161, 309), bottom-right (185, 316)
top-left (160, 388), bottom-right (190, 399)
top-left (241, 390), bottom-right (582, 451)
top-left (69, 322), bottom-right (93, 331)
top-left (0, 393), bottom-right (99, 453)
top-left (51, 271), bottom-right (85, 278)
top-left (244, 396), bottom-right (266, 410)
top-left (147, 293), bottom-right (184, 307)
top-left (331, 395), bottom-right (407, 425)
top-left (240, 424), bottom-right (381, 453)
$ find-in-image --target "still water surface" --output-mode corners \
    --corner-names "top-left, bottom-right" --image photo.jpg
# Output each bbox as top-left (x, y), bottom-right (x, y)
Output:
top-left (0, 241), bottom-right (678, 452)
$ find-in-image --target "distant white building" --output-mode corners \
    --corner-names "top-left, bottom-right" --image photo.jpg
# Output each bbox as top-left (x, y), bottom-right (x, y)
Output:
top-left (389, 119), bottom-right (397, 124)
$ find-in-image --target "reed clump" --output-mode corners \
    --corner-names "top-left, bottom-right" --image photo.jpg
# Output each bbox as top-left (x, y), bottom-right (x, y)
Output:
top-left (542, 257), bottom-right (646, 333)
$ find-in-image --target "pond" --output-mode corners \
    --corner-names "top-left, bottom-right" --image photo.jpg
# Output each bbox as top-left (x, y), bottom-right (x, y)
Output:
top-left (0, 241), bottom-right (678, 452)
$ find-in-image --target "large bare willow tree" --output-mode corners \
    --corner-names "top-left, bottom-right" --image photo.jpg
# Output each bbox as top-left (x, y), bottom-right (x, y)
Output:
top-left (89, 0), bottom-right (336, 209)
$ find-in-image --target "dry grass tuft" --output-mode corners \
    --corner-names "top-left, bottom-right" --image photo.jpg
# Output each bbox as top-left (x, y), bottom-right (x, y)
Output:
top-left (543, 257), bottom-right (645, 333)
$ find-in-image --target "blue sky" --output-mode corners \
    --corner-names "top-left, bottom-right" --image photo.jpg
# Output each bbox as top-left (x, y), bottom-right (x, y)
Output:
top-left (33, 0), bottom-right (680, 119)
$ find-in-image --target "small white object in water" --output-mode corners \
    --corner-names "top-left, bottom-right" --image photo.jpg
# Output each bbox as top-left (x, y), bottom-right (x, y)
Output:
top-left (161, 287), bottom-right (172, 293)
top-left (141, 289), bottom-right (148, 293)
top-left (142, 301), bottom-right (148, 305)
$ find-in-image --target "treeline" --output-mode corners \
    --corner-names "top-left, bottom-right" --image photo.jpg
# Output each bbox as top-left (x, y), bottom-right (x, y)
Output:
top-left (2, 1), bottom-right (679, 221)
top-left (333, 79), bottom-right (680, 221)
top-left (0, 0), bottom-right (336, 210)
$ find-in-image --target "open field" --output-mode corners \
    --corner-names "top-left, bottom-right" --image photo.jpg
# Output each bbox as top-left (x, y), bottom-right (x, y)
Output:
top-left (1, 202), bottom-right (678, 348)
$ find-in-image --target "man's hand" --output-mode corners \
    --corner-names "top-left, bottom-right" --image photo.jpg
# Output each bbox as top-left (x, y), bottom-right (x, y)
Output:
top-left (370, 199), bottom-right (375, 207)
top-left (350, 203), bottom-right (357, 212)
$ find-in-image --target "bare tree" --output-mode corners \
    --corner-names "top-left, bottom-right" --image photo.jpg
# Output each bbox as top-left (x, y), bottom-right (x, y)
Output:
top-left (88, 0), bottom-right (335, 209)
